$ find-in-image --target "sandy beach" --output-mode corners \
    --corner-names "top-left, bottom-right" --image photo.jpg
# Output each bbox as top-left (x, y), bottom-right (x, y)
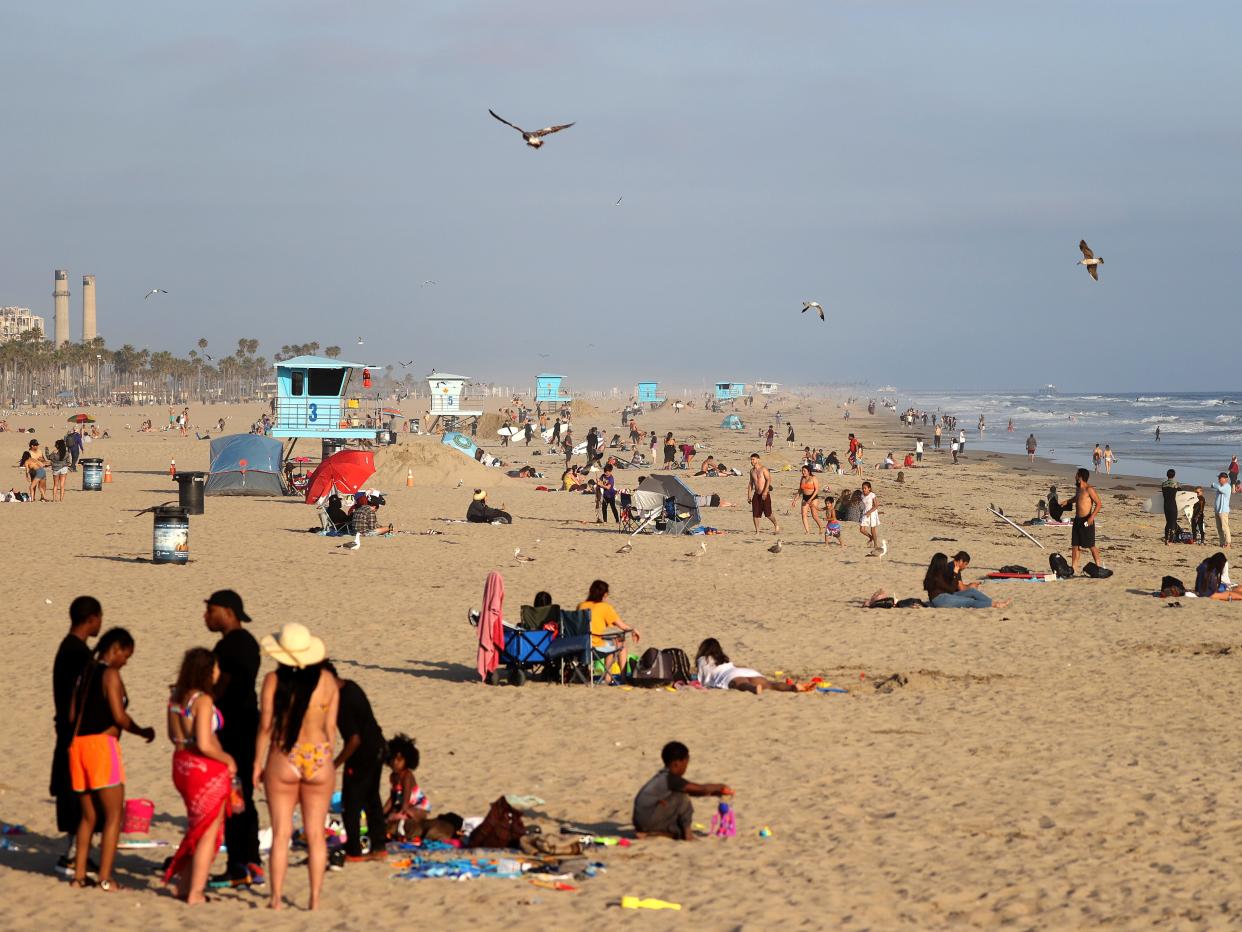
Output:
top-left (2, 396), bottom-right (1240, 929)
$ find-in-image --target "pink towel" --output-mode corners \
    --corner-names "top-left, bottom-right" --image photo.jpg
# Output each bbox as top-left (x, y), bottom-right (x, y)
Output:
top-left (476, 570), bottom-right (505, 682)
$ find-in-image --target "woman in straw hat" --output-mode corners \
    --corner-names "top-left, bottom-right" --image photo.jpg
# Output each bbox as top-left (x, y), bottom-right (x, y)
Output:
top-left (254, 623), bottom-right (338, 910)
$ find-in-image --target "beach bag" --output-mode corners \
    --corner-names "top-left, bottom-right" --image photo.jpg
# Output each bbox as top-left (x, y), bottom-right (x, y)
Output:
top-left (1049, 552), bottom-right (1074, 579)
top-left (1159, 575), bottom-right (1186, 598)
top-left (1082, 562), bottom-right (1113, 579)
top-left (631, 647), bottom-right (693, 686)
top-left (998, 565), bottom-right (1031, 575)
top-left (895, 598), bottom-right (926, 609)
top-left (467, 797), bottom-right (526, 849)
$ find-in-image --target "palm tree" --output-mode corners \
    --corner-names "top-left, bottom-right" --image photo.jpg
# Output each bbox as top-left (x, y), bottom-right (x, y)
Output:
top-left (325, 346), bottom-right (341, 359)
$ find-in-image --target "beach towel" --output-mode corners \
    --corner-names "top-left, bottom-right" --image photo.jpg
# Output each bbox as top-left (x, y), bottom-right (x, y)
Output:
top-left (476, 572), bottom-right (505, 683)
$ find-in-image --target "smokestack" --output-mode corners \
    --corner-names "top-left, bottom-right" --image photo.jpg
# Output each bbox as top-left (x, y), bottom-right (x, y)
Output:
top-left (53, 269), bottom-right (70, 347)
top-left (82, 274), bottom-right (97, 342)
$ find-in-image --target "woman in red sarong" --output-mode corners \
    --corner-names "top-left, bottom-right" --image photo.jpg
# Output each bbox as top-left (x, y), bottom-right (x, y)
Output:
top-left (165, 648), bottom-right (237, 904)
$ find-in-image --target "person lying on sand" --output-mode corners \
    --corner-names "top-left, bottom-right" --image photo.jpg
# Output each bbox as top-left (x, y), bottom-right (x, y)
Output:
top-left (632, 741), bottom-right (731, 841)
top-left (694, 639), bottom-right (809, 693)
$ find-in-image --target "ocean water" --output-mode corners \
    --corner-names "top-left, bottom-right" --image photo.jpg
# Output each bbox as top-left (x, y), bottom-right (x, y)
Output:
top-left (897, 390), bottom-right (1242, 487)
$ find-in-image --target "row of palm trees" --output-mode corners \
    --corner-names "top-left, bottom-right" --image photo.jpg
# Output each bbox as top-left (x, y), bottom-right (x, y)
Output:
top-left (0, 332), bottom-right (347, 406)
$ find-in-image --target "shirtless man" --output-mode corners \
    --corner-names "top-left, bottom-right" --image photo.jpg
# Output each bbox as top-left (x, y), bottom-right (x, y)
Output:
top-left (1063, 467), bottom-right (1102, 574)
top-left (748, 453), bottom-right (780, 534)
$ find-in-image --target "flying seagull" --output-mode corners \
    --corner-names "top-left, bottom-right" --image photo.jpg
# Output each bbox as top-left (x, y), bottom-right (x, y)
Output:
top-left (615, 196), bottom-right (623, 207)
top-left (488, 109), bottom-right (575, 149)
top-left (1077, 240), bottom-right (1103, 281)
top-left (357, 337), bottom-right (365, 345)
top-left (802, 301), bottom-right (825, 321)
top-left (421, 280), bottom-right (436, 286)
top-left (398, 360), bottom-right (415, 368)
top-left (143, 289), bottom-right (168, 299)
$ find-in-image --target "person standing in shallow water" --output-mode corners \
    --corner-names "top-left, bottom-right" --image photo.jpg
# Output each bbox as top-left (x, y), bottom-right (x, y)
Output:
top-left (204, 590), bottom-right (263, 887)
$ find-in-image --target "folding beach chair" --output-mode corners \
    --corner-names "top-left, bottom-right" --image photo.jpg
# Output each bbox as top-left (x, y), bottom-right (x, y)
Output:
top-left (545, 609), bottom-right (623, 686)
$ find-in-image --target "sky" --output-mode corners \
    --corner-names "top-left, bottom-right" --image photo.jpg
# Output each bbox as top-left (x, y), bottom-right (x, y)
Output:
top-left (1, 1), bottom-right (1239, 393)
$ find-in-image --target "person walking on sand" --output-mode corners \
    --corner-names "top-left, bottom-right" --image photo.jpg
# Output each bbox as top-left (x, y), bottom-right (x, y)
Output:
top-left (934, 423), bottom-right (942, 450)
top-left (859, 480), bottom-right (881, 553)
top-left (1026, 433), bottom-right (1037, 462)
top-left (1104, 445), bottom-right (1114, 474)
top-left (914, 438), bottom-right (923, 464)
top-left (1064, 468), bottom-right (1103, 574)
top-left (1230, 456), bottom-right (1240, 488)
top-left (1214, 472), bottom-right (1233, 549)
top-left (765, 425), bottom-right (774, 452)
top-left (1093, 444), bottom-right (1103, 473)
top-left (1161, 469), bottom-right (1181, 545)
top-left (788, 465), bottom-right (824, 535)
top-left (748, 453), bottom-right (780, 534)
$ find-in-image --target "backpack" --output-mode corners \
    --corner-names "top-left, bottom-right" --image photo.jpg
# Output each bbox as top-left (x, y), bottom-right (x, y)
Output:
top-left (1049, 552), bottom-right (1074, 579)
top-left (1159, 575), bottom-right (1186, 597)
top-left (467, 796), bottom-right (526, 849)
top-left (1082, 562), bottom-right (1113, 579)
top-left (630, 647), bottom-right (694, 687)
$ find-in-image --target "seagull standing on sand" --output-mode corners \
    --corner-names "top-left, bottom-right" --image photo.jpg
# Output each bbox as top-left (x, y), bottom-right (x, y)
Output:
top-left (768, 540), bottom-right (783, 553)
top-left (514, 548), bottom-right (536, 563)
top-left (616, 542), bottom-right (633, 554)
top-left (340, 533), bottom-right (361, 550)
top-left (143, 289), bottom-right (168, 299)
top-left (1077, 240), bottom-right (1104, 281)
top-left (802, 301), bottom-right (825, 321)
top-left (488, 109), bottom-right (575, 149)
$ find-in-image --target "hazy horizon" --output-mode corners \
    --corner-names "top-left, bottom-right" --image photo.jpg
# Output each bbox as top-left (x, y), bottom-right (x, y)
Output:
top-left (2, 1), bottom-right (1239, 391)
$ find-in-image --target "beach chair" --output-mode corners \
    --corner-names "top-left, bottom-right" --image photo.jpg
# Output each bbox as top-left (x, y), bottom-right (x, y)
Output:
top-left (545, 609), bottom-right (623, 686)
top-left (622, 488), bottom-right (666, 535)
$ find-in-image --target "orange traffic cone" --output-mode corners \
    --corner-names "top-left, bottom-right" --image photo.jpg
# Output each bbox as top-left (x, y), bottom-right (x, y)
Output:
top-left (170, 458), bottom-right (176, 477)
top-left (406, 468), bottom-right (414, 487)
top-left (103, 463), bottom-right (112, 483)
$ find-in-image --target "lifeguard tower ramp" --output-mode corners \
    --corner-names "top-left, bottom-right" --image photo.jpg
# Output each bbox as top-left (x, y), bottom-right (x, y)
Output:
top-left (535, 373), bottom-right (573, 408)
top-left (271, 355), bottom-right (382, 461)
top-left (636, 381), bottom-right (666, 409)
top-left (714, 381), bottom-right (745, 401)
top-left (427, 371), bottom-right (483, 433)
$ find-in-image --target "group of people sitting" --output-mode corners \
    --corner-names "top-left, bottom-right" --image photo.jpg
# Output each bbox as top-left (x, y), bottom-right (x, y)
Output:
top-left (693, 456), bottom-right (741, 477)
top-left (864, 551), bottom-right (1011, 610)
top-left (321, 491), bottom-right (391, 536)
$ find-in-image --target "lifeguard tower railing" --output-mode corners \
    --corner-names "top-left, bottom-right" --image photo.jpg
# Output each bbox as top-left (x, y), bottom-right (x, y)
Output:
top-left (427, 372), bottom-right (483, 432)
top-left (637, 381), bottom-right (666, 409)
top-left (270, 356), bottom-right (384, 461)
top-left (714, 381), bottom-right (745, 401)
top-left (535, 373), bottom-right (573, 407)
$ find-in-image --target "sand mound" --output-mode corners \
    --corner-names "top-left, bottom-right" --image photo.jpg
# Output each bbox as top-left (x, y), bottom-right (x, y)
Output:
top-left (373, 438), bottom-right (517, 488)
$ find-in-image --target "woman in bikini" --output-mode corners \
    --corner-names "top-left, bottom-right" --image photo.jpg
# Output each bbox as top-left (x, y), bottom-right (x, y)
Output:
top-left (789, 465), bottom-right (825, 535)
top-left (254, 623), bottom-right (338, 911)
top-left (165, 647), bottom-right (236, 905)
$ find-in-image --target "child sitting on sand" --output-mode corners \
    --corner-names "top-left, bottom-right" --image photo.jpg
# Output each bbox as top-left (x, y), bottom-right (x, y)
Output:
top-left (383, 733), bottom-right (429, 840)
top-left (632, 741), bottom-right (732, 840)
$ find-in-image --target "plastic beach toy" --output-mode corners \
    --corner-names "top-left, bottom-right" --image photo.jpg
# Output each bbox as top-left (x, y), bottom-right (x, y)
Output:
top-left (622, 897), bottom-right (682, 911)
top-left (711, 802), bottom-right (736, 838)
top-left (758, 826), bottom-right (773, 838)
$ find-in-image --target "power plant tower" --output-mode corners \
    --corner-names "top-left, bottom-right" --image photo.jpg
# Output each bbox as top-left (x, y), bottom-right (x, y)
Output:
top-left (82, 274), bottom-right (97, 342)
top-left (53, 269), bottom-right (70, 347)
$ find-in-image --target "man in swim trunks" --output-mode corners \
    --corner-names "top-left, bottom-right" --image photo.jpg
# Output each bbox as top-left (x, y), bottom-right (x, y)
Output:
top-left (1064, 467), bottom-right (1103, 575)
top-left (748, 453), bottom-right (780, 533)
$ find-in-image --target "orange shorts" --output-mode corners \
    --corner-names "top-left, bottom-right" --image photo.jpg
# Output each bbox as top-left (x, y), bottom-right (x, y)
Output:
top-left (68, 734), bottom-right (125, 792)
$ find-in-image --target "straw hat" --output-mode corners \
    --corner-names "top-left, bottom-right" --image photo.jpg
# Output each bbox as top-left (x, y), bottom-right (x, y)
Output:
top-left (473, 489), bottom-right (487, 501)
top-left (261, 622), bottom-right (325, 668)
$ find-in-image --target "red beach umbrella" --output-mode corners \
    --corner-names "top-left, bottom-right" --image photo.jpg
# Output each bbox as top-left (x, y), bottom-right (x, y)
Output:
top-left (304, 450), bottom-right (376, 504)
top-left (67, 413), bottom-right (95, 424)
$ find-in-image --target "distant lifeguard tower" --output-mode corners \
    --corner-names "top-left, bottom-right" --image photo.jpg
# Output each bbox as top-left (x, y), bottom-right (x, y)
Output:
top-left (534, 373), bottom-right (573, 410)
top-left (426, 371), bottom-right (483, 432)
top-left (271, 355), bottom-right (383, 460)
top-left (636, 381), bottom-right (666, 408)
top-left (714, 381), bottom-right (746, 401)
top-left (755, 380), bottom-right (780, 396)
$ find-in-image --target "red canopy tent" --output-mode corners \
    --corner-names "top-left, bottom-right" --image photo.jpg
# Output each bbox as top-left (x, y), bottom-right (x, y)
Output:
top-left (304, 449), bottom-right (376, 504)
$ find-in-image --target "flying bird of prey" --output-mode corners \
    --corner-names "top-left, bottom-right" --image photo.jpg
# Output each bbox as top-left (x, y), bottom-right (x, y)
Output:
top-left (1077, 240), bottom-right (1104, 281)
top-left (802, 301), bottom-right (825, 321)
top-left (488, 109), bottom-right (575, 149)
top-left (768, 540), bottom-right (783, 554)
top-left (143, 289), bottom-right (168, 299)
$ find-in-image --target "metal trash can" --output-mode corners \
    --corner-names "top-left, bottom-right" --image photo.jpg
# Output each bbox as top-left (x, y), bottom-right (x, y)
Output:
top-left (174, 471), bottom-right (207, 515)
top-left (153, 505), bottom-right (190, 564)
top-left (322, 438), bottom-right (347, 460)
top-left (82, 458), bottom-right (104, 491)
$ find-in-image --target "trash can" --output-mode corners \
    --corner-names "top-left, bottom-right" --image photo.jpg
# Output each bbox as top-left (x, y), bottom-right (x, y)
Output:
top-left (82, 458), bottom-right (104, 491)
top-left (174, 471), bottom-right (207, 515)
top-left (322, 439), bottom-right (347, 461)
top-left (377, 429), bottom-right (394, 445)
top-left (153, 505), bottom-right (190, 564)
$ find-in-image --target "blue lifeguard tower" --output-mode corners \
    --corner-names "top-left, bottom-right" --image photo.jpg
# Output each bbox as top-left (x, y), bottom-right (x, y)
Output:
top-left (714, 381), bottom-right (745, 401)
top-left (535, 373), bottom-right (573, 408)
top-left (271, 355), bottom-right (383, 459)
top-left (636, 381), bottom-right (666, 408)
top-left (427, 371), bottom-right (483, 433)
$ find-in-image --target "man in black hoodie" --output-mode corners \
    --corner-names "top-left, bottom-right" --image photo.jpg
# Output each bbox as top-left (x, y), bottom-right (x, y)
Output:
top-left (467, 489), bottom-right (512, 524)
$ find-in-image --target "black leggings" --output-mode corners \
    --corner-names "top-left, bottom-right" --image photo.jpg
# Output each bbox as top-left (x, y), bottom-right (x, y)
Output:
top-left (341, 747), bottom-right (386, 857)
top-left (600, 498), bottom-right (619, 522)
